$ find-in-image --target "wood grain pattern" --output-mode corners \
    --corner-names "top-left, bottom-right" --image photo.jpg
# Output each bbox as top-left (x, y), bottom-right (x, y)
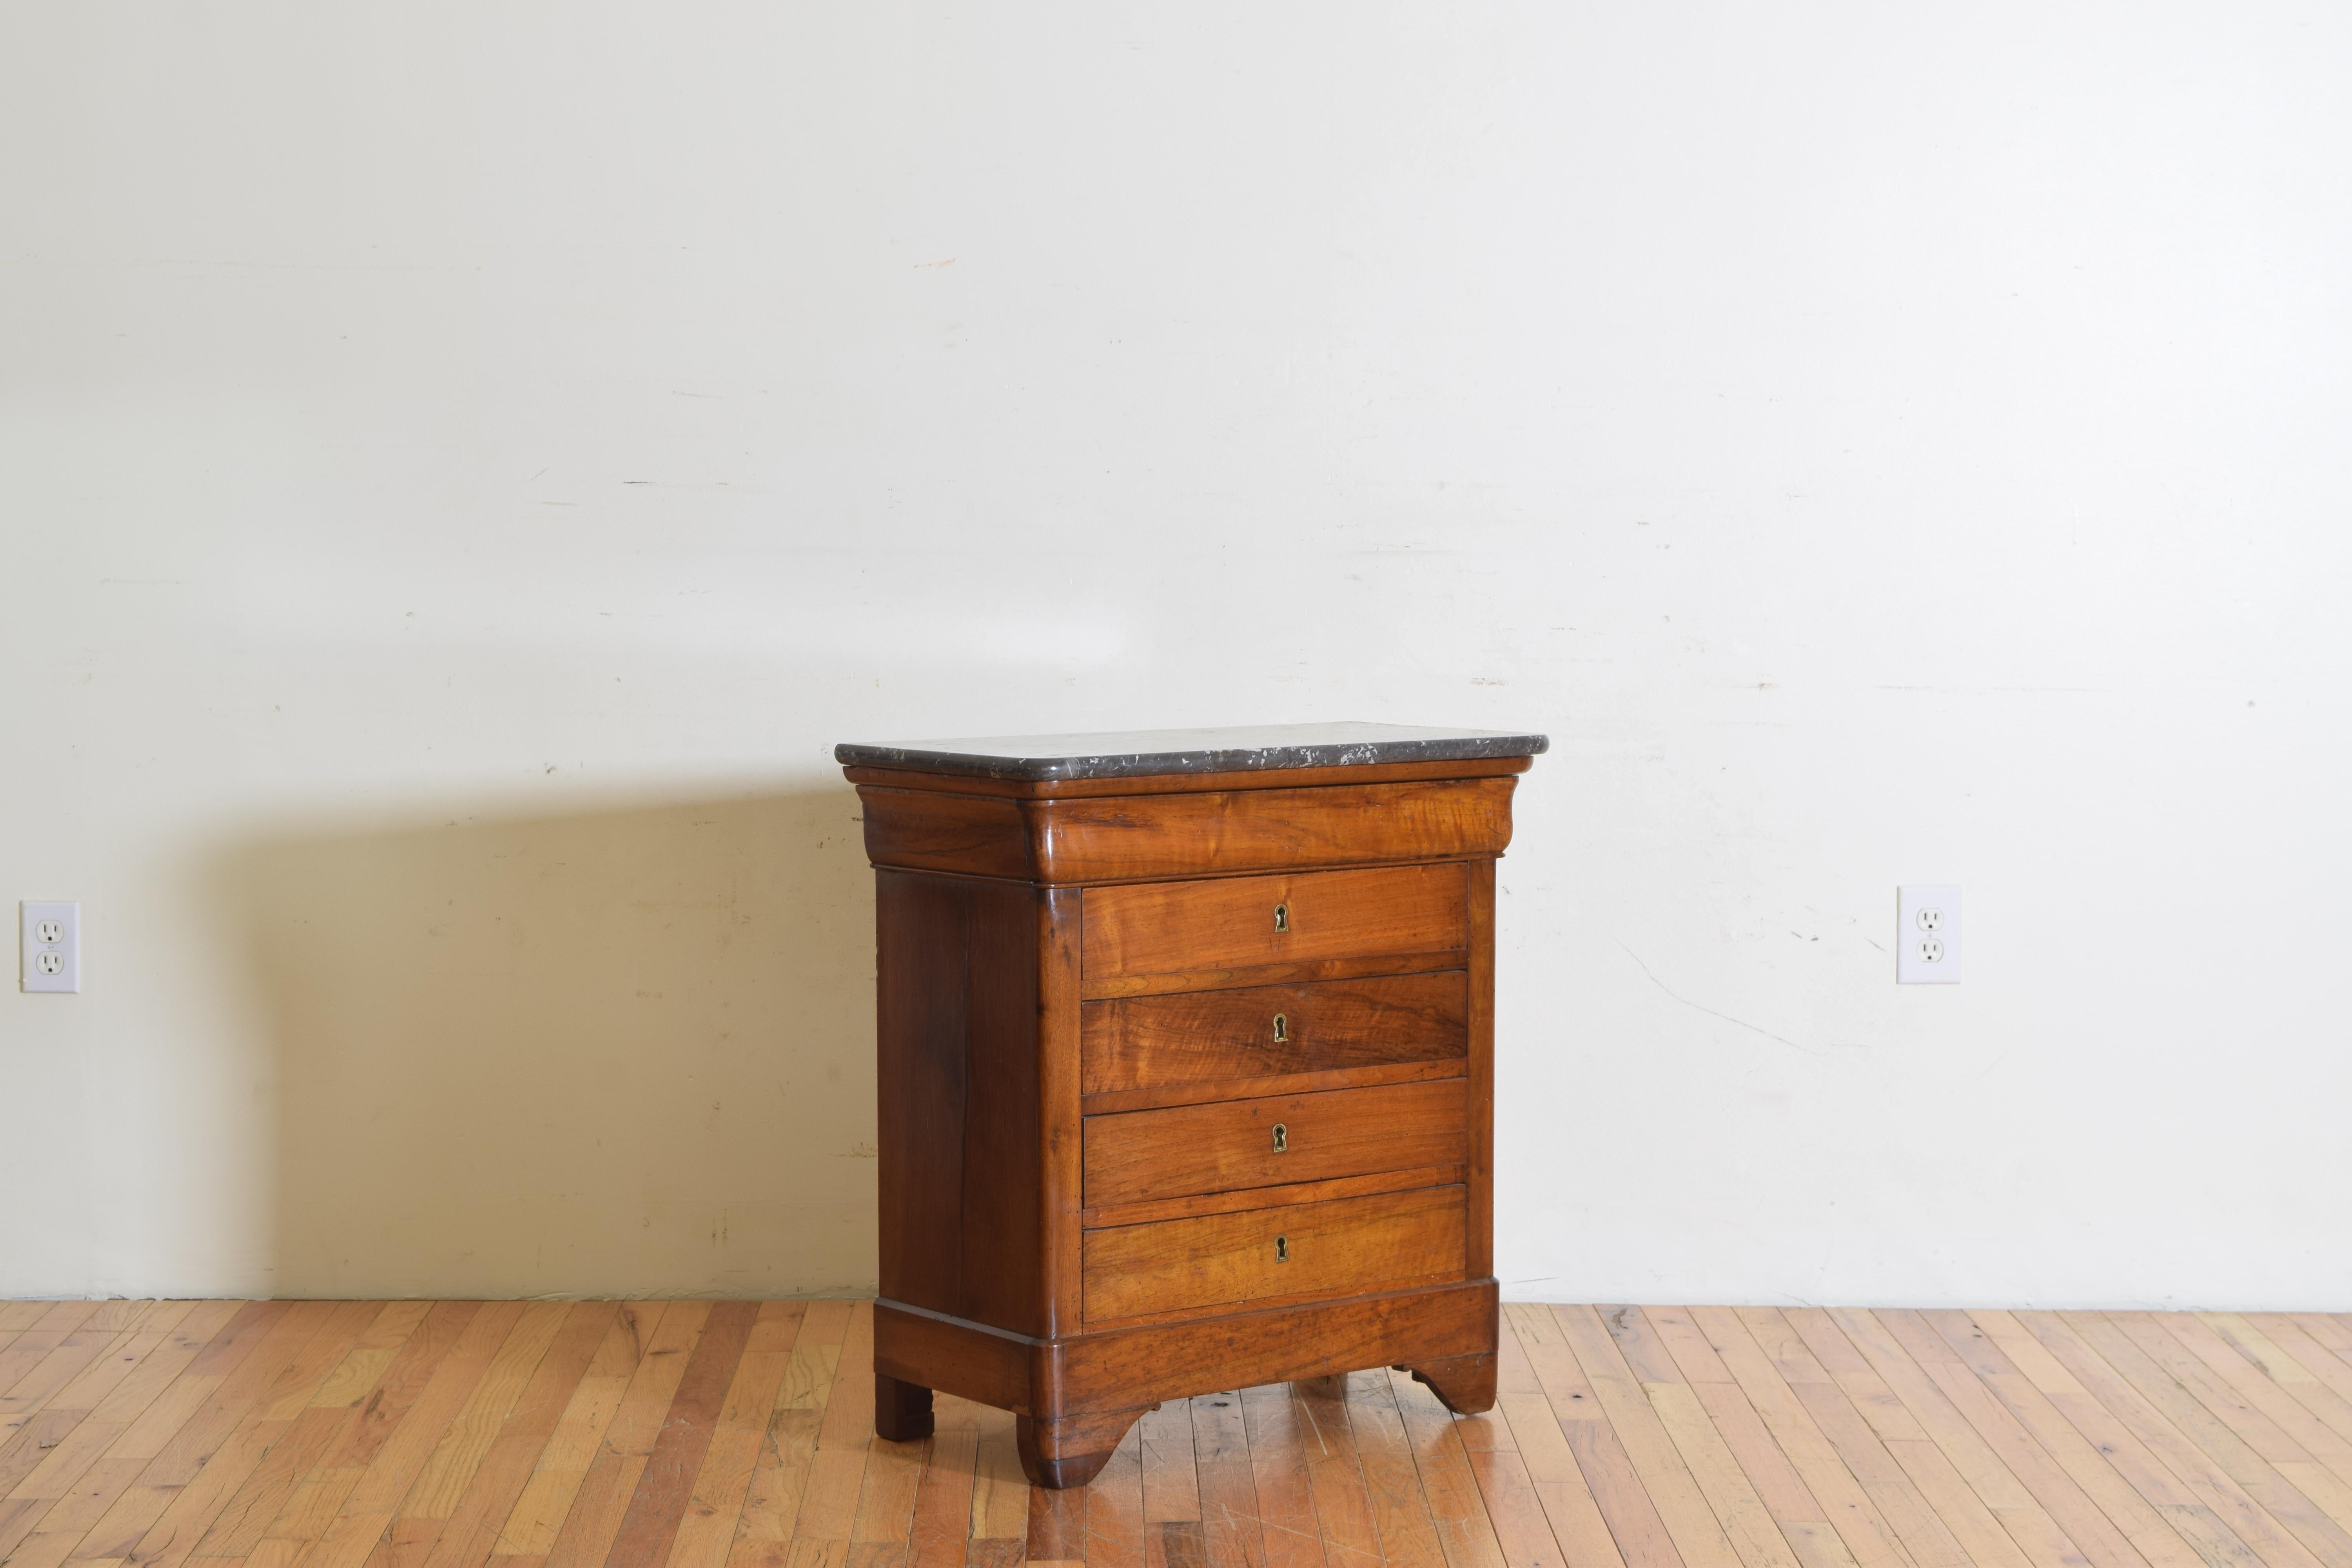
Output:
top-left (874, 871), bottom-right (1047, 1338)
top-left (1025, 779), bottom-right (1517, 883)
top-left (1081, 1081), bottom-right (1469, 1210)
top-left (857, 789), bottom-right (1037, 881)
top-left (1079, 1165), bottom-right (1469, 1231)
top-left (1078, 973), bottom-right (1467, 1098)
top-left (603, 1300), bottom-right (759, 1567)
top-left (1077, 952), bottom-right (1465, 1004)
top-left (1079, 1059), bottom-right (1466, 1119)
top-left (853, 778), bottom-right (1515, 884)
top-left (0, 1299), bottom-right (2339, 1567)
top-left (875, 1281), bottom-right (1495, 1431)
top-left (1039, 885), bottom-right (1088, 1347)
top-left (853, 750), bottom-right (1513, 1489)
top-left (1080, 866), bottom-right (1467, 989)
top-left (1081, 1187), bottom-right (1468, 1326)
top-left (1463, 861), bottom-right (1495, 1284)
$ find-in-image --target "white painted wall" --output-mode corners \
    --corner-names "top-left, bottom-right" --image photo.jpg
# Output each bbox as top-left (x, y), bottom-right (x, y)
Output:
top-left (5, 2), bottom-right (2348, 1307)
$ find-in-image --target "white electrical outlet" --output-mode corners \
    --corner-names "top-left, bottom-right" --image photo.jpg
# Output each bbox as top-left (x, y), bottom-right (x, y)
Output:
top-left (21, 901), bottom-right (80, 993)
top-left (1896, 886), bottom-right (1960, 984)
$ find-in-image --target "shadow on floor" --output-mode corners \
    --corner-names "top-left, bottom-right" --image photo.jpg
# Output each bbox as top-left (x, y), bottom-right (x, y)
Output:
top-left (213, 782), bottom-right (879, 1298)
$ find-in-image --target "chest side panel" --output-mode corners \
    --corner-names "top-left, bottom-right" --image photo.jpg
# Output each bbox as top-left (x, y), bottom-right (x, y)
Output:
top-left (873, 870), bottom-right (1045, 1335)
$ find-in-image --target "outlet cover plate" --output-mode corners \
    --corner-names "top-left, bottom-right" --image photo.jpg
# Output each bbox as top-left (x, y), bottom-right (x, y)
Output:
top-left (1897, 885), bottom-right (1960, 985)
top-left (22, 900), bottom-right (80, 993)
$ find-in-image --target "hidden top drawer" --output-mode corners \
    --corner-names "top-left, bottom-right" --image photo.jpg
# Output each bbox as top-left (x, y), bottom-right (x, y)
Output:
top-left (1081, 971), bottom-right (1468, 1097)
top-left (1080, 862), bottom-right (1468, 996)
top-left (1083, 1078), bottom-right (1468, 1210)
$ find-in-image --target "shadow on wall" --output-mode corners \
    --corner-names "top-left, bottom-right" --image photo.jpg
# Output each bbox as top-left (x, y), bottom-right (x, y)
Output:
top-left (215, 783), bottom-right (877, 1299)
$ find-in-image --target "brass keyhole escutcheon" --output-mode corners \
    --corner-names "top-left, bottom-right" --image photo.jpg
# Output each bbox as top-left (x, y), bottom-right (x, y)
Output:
top-left (1271, 1012), bottom-right (1289, 1044)
top-left (1276, 1235), bottom-right (1289, 1263)
top-left (1271, 1123), bottom-right (1288, 1153)
top-left (1272, 902), bottom-right (1289, 933)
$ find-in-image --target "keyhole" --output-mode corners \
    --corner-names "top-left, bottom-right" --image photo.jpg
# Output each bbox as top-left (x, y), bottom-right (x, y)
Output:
top-left (1271, 1123), bottom-right (1288, 1153)
top-left (1276, 1235), bottom-right (1289, 1262)
top-left (1271, 1012), bottom-right (1289, 1044)
top-left (1272, 902), bottom-right (1289, 933)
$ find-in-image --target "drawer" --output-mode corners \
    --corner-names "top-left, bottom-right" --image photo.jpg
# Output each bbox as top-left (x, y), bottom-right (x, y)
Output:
top-left (1082, 1185), bottom-right (1466, 1323)
top-left (1082, 863), bottom-right (1468, 988)
top-left (1024, 777), bottom-right (1516, 881)
top-left (1081, 972), bottom-right (1466, 1095)
top-left (1084, 1080), bottom-right (1468, 1208)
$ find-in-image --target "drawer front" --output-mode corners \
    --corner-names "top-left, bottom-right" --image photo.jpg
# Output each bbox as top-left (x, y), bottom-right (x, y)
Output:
top-left (1082, 863), bottom-right (1468, 986)
top-left (1082, 1185), bottom-right (1466, 1323)
top-left (1085, 1080), bottom-right (1468, 1208)
top-left (1028, 777), bottom-right (1516, 881)
top-left (1081, 972), bottom-right (1467, 1096)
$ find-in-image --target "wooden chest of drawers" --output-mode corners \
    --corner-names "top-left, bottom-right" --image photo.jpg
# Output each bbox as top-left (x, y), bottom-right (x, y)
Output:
top-left (835, 723), bottom-right (1545, 1487)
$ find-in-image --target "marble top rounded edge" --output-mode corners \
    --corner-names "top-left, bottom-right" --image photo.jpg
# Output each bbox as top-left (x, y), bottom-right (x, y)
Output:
top-left (834, 722), bottom-right (1549, 782)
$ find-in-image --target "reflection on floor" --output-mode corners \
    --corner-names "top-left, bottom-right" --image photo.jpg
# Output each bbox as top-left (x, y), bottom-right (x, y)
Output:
top-left (1, 1298), bottom-right (2348, 1568)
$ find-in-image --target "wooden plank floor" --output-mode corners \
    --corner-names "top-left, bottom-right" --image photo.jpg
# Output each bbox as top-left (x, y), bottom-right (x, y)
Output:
top-left (4, 1302), bottom-right (2351, 1568)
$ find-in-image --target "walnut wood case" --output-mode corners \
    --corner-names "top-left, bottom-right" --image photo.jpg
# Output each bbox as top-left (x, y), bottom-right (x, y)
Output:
top-left (843, 748), bottom-right (1534, 1487)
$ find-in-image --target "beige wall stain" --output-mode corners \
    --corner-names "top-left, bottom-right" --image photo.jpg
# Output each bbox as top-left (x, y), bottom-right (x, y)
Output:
top-left (216, 788), bottom-right (877, 1298)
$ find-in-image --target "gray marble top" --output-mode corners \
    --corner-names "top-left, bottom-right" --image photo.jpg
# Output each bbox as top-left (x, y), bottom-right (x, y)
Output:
top-left (835, 722), bottom-right (1548, 782)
